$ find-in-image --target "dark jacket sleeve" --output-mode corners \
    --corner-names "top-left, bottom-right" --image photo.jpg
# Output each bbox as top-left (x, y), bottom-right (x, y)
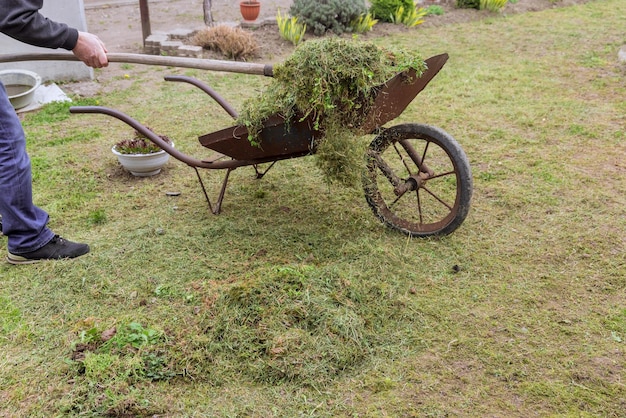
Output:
top-left (0, 0), bottom-right (79, 50)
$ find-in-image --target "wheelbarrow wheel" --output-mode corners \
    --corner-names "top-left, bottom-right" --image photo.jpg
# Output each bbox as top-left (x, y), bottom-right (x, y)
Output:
top-left (363, 123), bottom-right (472, 237)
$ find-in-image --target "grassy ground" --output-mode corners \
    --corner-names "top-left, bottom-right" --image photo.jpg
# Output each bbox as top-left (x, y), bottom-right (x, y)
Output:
top-left (2, 0), bottom-right (625, 416)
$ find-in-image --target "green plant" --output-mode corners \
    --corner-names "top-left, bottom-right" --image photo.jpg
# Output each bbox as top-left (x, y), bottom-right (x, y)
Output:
top-left (425, 5), bottom-right (445, 15)
top-left (391, 5), bottom-right (428, 27)
top-left (350, 12), bottom-right (378, 33)
top-left (289, 0), bottom-right (367, 36)
top-left (71, 322), bottom-right (171, 378)
top-left (480, 0), bottom-right (508, 12)
top-left (113, 127), bottom-right (171, 155)
top-left (276, 9), bottom-right (307, 46)
top-left (369, 0), bottom-right (414, 22)
top-left (456, 0), bottom-right (480, 9)
top-left (113, 322), bottom-right (162, 349)
top-left (87, 208), bottom-right (107, 225)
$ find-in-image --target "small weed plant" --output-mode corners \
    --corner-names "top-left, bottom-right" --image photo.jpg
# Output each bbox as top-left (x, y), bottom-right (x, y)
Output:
top-left (276, 9), bottom-right (307, 46)
top-left (425, 5), bottom-right (445, 15)
top-left (67, 321), bottom-right (174, 414)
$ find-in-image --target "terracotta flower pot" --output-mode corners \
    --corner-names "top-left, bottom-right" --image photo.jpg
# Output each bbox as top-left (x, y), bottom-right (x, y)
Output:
top-left (240, 1), bottom-right (261, 22)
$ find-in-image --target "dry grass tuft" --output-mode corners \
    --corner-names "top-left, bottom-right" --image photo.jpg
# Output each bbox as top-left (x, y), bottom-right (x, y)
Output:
top-left (192, 25), bottom-right (259, 60)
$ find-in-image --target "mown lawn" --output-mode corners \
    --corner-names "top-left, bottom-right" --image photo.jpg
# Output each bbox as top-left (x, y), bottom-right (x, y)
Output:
top-left (1, 0), bottom-right (625, 416)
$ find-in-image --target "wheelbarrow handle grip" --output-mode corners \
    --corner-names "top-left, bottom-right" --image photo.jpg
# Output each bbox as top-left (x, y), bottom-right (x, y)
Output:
top-left (0, 52), bottom-right (274, 76)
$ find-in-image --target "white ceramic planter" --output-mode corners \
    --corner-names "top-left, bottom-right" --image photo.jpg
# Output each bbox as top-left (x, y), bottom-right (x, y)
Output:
top-left (111, 146), bottom-right (171, 177)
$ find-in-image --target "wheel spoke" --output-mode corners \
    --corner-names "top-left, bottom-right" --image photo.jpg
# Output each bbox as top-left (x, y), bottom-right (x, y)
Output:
top-left (389, 194), bottom-right (404, 208)
top-left (371, 151), bottom-right (403, 187)
top-left (420, 185), bottom-right (453, 211)
top-left (415, 189), bottom-right (424, 224)
top-left (421, 141), bottom-right (430, 166)
top-left (393, 142), bottom-right (415, 175)
top-left (399, 138), bottom-right (434, 176)
top-left (388, 181), bottom-right (425, 224)
top-left (427, 169), bottom-right (456, 180)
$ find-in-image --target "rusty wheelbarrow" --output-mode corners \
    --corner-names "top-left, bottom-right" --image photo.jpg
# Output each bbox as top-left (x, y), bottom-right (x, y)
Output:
top-left (67, 53), bottom-right (472, 237)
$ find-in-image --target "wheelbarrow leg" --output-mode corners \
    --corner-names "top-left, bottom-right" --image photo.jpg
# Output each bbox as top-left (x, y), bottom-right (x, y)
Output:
top-left (193, 167), bottom-right (232, 215)
top-left (214, 168), bottom-right (232, 214)
top-left (253, 161), bottom-right (277, 179)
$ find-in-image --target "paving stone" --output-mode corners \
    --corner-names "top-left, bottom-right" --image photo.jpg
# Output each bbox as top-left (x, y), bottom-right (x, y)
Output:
top-left (160, 40), bottom-right (185, 52)
top-left (169, 28), bottom-right (197, 39)
top-left (177, 45), bottom-right (203, 58)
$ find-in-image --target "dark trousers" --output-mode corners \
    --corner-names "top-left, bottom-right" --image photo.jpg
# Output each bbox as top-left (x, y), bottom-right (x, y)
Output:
top-left (0, 82), bottom-right (54, 253)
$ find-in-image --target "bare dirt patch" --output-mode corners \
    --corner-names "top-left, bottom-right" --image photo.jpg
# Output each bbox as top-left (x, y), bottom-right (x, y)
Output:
top-left (85, 0), bottom-right (593, 61)
top-left (71, 0), bottom-right (593, 96)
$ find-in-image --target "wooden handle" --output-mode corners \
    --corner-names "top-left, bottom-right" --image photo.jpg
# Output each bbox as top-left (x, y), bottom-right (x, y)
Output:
top-left (0, 52), bottom-right (274, 76)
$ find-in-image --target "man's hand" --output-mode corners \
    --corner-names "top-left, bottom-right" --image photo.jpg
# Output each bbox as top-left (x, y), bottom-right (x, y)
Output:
top-left (72, 31), bottom-right (108, 68)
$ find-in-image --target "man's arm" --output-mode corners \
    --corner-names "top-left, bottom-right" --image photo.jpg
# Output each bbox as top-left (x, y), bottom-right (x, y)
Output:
top-left (0, 0), bottom-right (79, 50)
top-left (0, 0), bottom-right (108, 68)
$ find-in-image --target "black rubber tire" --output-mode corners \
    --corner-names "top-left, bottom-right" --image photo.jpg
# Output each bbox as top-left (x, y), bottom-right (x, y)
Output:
top-left (363, 123), bottom-right (472, 237)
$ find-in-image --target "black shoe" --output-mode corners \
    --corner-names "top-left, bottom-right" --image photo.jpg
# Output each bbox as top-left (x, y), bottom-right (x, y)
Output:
top-left (6, 235), bottom-right (90, 265)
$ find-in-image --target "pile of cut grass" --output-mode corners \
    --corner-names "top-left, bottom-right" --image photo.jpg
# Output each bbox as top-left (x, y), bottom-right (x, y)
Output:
top-left (192, 264), bottom-right (425, 384)
top-left (237, 37), bottom-right (426, 185)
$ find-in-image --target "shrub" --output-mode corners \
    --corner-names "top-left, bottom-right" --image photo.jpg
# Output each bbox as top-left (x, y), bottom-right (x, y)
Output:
top-left (192, 25), bottom-right (258, 60)
top-left (456, 0), bottom-right (480, 9)
top-left (369, 0), bottom-right (415, 23)
top-left (276, 9), bottom-right (307, 46)
top-left (289, 0), bottom-right (367, 36)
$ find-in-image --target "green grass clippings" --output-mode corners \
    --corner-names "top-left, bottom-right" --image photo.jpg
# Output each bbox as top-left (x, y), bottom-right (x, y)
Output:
top-left (237, 37), bottom-right (426, 185)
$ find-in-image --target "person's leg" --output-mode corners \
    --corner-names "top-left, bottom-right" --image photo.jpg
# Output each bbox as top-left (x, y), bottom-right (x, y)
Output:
top-left (0, 83), bottom-right (88, 264)
top-left (0, 84), bottom-right (54, 253)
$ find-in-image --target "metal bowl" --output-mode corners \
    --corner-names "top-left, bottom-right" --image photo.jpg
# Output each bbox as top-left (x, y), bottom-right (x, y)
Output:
top-left (0, 69), bottom-right (42, 110)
